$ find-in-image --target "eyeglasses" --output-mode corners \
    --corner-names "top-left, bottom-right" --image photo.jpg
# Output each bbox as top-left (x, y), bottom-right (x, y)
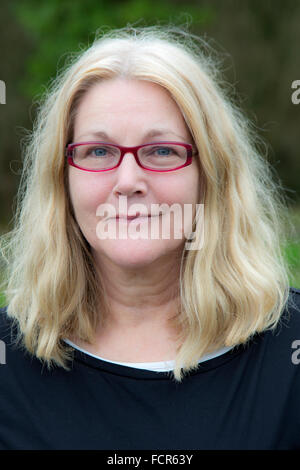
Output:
top-left (65, 141), bottom-right (194, 172)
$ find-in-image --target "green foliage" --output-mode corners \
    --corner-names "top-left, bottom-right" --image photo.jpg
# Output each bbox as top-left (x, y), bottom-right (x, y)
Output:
top-left (0, 292), bottom-right (6, 309)
top-left (1, 0), bottom-right (300, 228)
top-left (12, 0), bottom-right (214, 98)
top-left (284, 242), bottom-right (300, 288)
top-left (285, 242), bottom-right (300, 266)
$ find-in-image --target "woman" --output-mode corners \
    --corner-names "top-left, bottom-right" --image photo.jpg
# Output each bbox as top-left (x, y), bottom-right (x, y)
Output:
top-left (0, 25), bottom-right (299, 450)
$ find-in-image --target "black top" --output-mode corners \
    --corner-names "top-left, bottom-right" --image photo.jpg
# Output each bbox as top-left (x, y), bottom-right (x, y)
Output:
top-left (0, 287), bottom-right (300, 450)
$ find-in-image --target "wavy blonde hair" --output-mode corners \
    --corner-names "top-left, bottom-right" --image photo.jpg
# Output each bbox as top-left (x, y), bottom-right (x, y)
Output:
top-left (0, 25), bottom-right (294, 381)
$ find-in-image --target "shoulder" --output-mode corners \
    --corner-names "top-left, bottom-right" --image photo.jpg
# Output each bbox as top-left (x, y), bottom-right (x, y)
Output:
top-left (256, 287), bottom-right (300, 367)
top-left (0, 307), bottom-right (59, 400)
top-left (286, 286), bottom-right (300, 307)
top-left (0, 306), bottom-right (22, 367)
top-left (278, 287), bottom-right (300, 331)
top-left (0, 306), bottom-right (17, 346)
top-left (0, 306), bottom-right (41, 372)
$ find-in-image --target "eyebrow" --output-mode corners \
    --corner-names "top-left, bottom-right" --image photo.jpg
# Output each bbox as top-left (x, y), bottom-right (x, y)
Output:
top-left (75, 128), bottom-right (188, 142)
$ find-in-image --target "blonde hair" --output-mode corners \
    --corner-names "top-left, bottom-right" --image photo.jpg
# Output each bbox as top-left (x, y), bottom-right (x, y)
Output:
top-left (0, 25), bottom-right (294, 381)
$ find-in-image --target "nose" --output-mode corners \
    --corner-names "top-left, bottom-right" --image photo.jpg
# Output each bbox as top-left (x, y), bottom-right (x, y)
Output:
top-left (119, 151), bottom-right (139, 167)
top-left (113, 151), bottom-right (146, 197)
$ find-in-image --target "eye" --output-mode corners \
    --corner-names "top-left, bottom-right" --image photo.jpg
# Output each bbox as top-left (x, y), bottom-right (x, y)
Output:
top-left (156, 147), bottom-right (172, 156)
top-left (84, 145), bottom-right (118, 158)
top-left (93, 147), bottom-right (107, 157)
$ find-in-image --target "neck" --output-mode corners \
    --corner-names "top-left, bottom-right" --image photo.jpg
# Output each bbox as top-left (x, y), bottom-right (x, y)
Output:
top-left (95, 250), bottom-right (182, 329)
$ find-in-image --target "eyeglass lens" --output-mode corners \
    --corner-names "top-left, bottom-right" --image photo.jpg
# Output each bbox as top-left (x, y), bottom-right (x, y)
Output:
top-left (72, 143), bottom-right (188, 170)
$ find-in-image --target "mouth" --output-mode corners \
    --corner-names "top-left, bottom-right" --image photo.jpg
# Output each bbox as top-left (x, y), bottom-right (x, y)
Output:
top-left (115, 212), bottom-right (161, 220)
top-left (115, 213), bottom-right (162, 222)
top-left (117, 215), bottom-right (147, 220)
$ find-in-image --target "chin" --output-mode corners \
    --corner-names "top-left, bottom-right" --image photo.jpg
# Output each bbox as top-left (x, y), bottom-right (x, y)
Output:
top-left (93, 238), bottom-right (183, 269)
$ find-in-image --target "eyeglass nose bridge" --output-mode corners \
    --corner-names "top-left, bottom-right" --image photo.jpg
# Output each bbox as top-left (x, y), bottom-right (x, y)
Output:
top-left (117, 145), bottom-right (144, 169)
top-left (66, 141), bottom-right (194, 172)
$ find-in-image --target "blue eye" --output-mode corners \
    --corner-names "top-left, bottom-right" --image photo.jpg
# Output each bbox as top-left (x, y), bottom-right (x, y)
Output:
top-left (156, 147), bottom-right (171, 156)
top-left (94, 148), bottom-right (107, 157)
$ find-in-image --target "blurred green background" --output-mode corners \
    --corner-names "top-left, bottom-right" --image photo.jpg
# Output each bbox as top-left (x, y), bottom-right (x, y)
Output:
top-left (0, 0), bottom-right (299, 306)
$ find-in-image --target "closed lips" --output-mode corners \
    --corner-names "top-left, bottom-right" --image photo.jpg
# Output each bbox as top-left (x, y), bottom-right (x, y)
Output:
top-left (116, 213), bottom-right (147, 220)
top-left (115, 213), bottom-right (161, 219)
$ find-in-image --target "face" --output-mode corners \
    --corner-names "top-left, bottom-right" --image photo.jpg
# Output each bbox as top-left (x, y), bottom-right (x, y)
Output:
top-left (68, 78), bottom-right (200, 271)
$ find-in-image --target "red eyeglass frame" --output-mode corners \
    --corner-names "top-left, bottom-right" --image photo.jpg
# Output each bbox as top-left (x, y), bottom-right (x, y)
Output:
top-left (65, 141), bottom-right (194, 172)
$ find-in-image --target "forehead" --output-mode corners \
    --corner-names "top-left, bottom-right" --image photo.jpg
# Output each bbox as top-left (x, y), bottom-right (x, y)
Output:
top-left (73, 78), bottom-right (190, 139)
top-left (77, 78), bottom-right (176, 109)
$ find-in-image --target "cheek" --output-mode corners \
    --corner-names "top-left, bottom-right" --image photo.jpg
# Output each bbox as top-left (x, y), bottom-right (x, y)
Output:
top-left (157, 172), bottom-right (199, 206)
top-left (68, 171), bottom-right (110, 217)
top-left (184, 164), bottom-right (201, 204)
top-left (68, 174), bottom-right (110, 246)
